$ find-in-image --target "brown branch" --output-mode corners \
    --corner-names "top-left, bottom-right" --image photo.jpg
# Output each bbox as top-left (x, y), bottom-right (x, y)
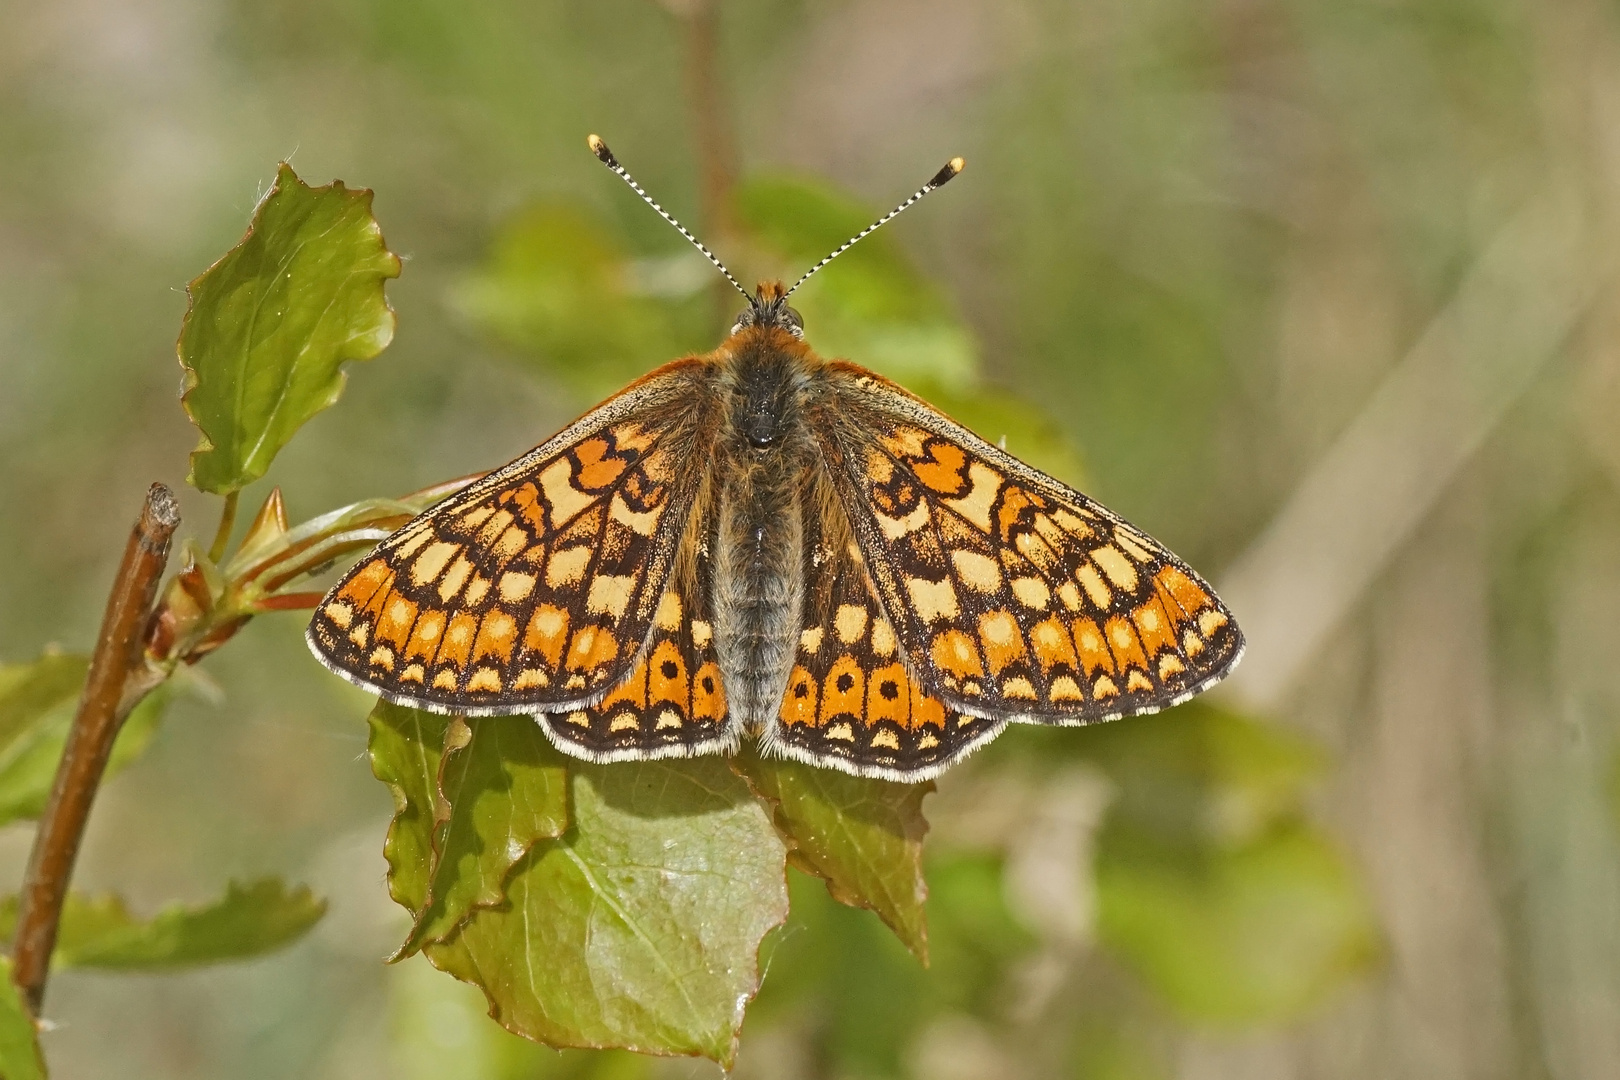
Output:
top-left (11, 483), bottom-right (179, 1015)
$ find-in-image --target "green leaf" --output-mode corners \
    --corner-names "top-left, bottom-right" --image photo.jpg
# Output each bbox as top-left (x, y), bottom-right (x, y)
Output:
top-left (180, 162), bottom-right (401, 494)
top-left (1096, 820), bottom-right (1381, 1024)
top-left (368, 701), bottom-right (453, 915)
top-left (423, 760), bottom-right (787, 1066)
top-left (733, 747), bottom-right (931, 962)
top-left (0, 655), bottom-right (174, 827)
top-left (0, 957), bottom-right (44, 1080)
top-left (368, 703), bottom-right (789, 1065)
top-left (0, 652), bottom-right (85, 745)
top-left (0, 880), bottom-right (325, 970)
top-left (399, 715), bottom-right (569, 955)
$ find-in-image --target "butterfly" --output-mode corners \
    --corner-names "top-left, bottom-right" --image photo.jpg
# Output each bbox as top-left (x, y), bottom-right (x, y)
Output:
top-left (306, 135), bottom-right (1244, 782)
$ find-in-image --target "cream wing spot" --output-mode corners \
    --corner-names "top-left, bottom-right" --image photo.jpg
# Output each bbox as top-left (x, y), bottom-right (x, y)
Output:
top-left (907, 577), bottom-right (960, 623)
top-left (870, 619), bottom-right (897, 657)
top-left (586, 575), bottom-right (635, 619)
top-left (1011, 577), bottom-right (1050, 610)
top-left (835, 604), bottom-right (869, 644)
top-left (545, 547), bottom-right (592, 589)
top-left (1093, 545), bottom-right (1140, 592)
top-left (499, 572), bottom-right (536, 602)
top-left (1050, 675), bottom-right (1083, 701)
top-left (537, 458), bottom-right (593, 527)
top-left (411, 542), bottom-right (459, 588)
top-left (439, 556), bottom-right (474, 602)
top-left (942, 462), bottom-right (1003, 532)
top-left (876, 502), bottom-right (930, 540)
top-left (951, 550), bottom-right (1003, 594)
top-left (1078, 564), bottom-right (1113, 610)
top-left (655, 591), bottom-right (683, 631)
top-left (610, 493), bottom-right (661, 535)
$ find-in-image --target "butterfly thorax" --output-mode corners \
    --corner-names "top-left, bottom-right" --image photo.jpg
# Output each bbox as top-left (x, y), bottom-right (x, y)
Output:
top-left (710, 317), bottom-right (821, 734)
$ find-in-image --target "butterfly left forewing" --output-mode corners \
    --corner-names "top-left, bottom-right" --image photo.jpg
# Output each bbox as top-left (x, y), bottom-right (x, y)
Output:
top-left (806, 365), bottom-right (1243, 726)
top-left (307, 359), bottom-right (724, 714)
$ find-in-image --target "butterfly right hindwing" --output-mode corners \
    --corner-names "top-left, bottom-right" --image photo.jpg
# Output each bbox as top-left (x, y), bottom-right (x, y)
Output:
top-left (540, 486), bottom-right (736, 761)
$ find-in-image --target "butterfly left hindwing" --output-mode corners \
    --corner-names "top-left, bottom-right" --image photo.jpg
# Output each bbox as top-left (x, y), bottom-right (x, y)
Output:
top-left (765, 470), bottom-right (1005, 780)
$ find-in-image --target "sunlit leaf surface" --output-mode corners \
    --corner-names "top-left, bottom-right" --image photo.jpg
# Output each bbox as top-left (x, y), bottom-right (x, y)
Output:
top-left (400, 715), bottom-right (569, 954)
top-left (424, 759), bottom-right (787, 1066)
top-left (369, 702), bottom-right (789, 1066)
top-left (180, 162), bottom-right (401, 494)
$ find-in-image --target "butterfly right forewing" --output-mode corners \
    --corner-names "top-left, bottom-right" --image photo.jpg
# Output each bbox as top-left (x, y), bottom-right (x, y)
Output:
top-left (307, 358), bottom-right (726, 715)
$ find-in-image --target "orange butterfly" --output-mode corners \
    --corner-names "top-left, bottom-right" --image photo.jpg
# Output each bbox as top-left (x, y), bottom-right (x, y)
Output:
top-left (307, 136), bottom-right (1243, 781)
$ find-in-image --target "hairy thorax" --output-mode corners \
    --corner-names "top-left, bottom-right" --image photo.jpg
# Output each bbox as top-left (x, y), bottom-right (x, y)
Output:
top-left (710, 328), bottom-right (819, 732)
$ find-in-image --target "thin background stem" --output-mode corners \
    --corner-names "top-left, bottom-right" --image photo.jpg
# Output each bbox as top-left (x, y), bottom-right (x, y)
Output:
top-left (684, 0), bottom-right (740, 328)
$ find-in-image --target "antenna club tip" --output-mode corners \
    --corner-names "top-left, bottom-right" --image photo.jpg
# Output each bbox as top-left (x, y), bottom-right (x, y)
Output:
top-left (929, 157), bottom-right (966, 188)
top-left (587, 134), bottom-right (616, 166)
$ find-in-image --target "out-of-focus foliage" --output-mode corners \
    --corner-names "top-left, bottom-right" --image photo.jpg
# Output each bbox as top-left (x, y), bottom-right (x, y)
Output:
top-left (180, 163), bottom-right (402, 495)
top-left (0, 957), bottom-right (44, 1080)
top-left (0, 654), bottom-right (172, 827)
top-left (0, 880), bottom-right (325, 970)
top-left (1080, 706), bottom-right (1381, 1023)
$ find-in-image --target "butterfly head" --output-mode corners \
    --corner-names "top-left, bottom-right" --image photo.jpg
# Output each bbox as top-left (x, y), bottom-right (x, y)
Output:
top-left (731, 280), bottom-right (805, 339)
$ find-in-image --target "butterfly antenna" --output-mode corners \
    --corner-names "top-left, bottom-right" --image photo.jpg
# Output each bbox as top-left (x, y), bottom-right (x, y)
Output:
top-left (785, 156), bottom-right (965, 298)
top-left (588, 134), bottom-right (751, 303)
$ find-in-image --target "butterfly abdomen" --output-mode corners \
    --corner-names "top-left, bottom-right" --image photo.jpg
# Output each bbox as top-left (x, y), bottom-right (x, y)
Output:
top-left (711, 330), bottom-right (819, 733)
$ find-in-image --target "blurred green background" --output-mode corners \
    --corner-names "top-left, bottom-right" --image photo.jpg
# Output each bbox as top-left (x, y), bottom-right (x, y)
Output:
top-left (3, 0), bottom-right (1619, 1076)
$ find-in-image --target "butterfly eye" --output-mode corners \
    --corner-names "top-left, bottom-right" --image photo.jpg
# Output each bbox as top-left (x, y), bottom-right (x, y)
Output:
top-left (730, 307), bottom-right (757, 335)
top-left (781, 306), bottom-right (804, 338)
